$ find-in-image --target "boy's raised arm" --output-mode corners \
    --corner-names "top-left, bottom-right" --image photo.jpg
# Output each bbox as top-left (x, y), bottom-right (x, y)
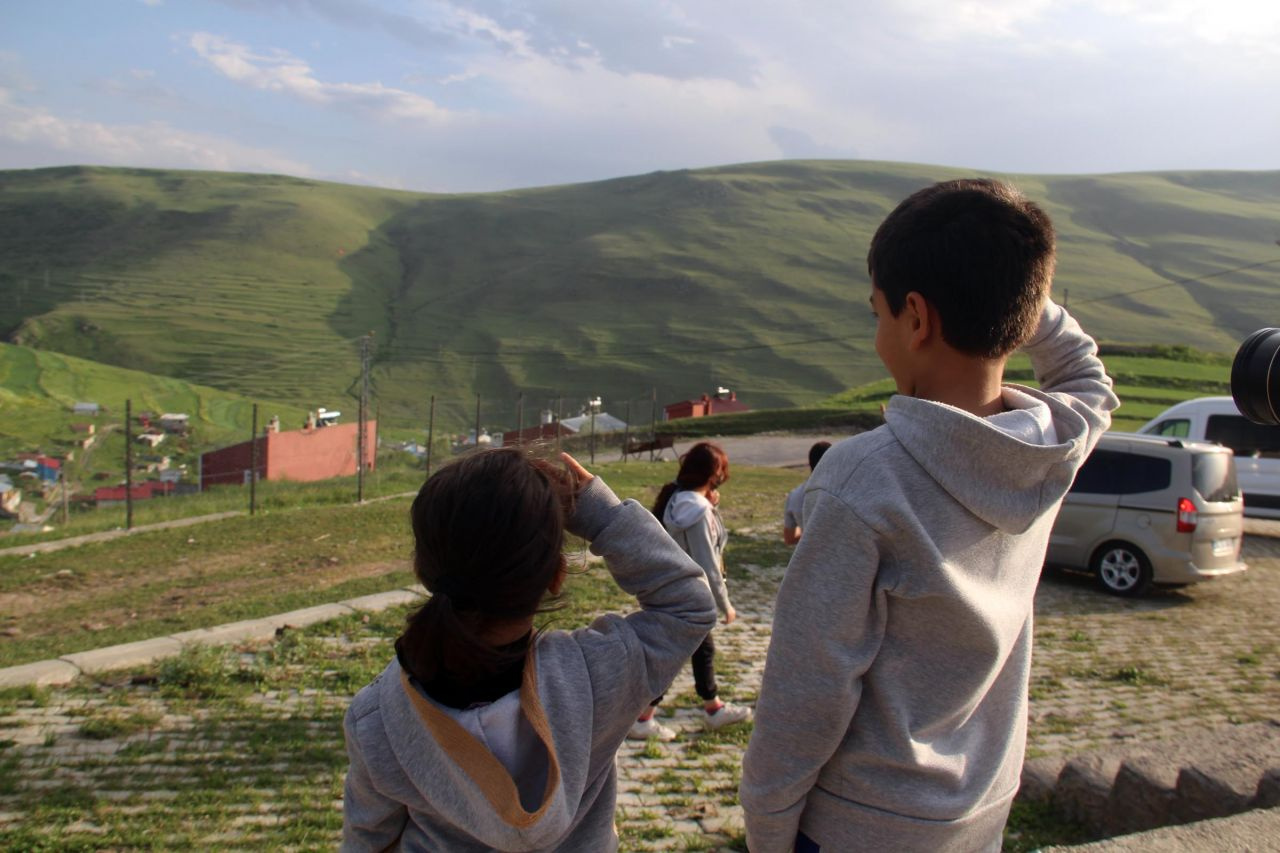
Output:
top-left (1020, 300), bottom-right (1119, 438)
top-left (740, 491), bottom-right (886, 852)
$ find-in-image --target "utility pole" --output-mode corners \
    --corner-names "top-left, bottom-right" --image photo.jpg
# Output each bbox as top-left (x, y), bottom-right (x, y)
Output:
top-left (249, 403), bottom-right (259, 516)
top-left (358, 333), bottom-right (372, 503)
top-left (556, 395), bottom-right (563, 456)
top-left (589, 396), bottom-right (600, 466)
top-left (425, 394), bottom-right (435, 479)
top-left (1063, 288), bottom-right (1069, 309)
top-left (622, 399), bottom-right (631, 462)
top-left (125, 398), bottom-right (133, 530)
top-left (474, 393), bottom-right (482, 452)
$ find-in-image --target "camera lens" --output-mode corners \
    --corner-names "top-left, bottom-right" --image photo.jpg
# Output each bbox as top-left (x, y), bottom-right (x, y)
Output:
top-left (1231, 327), bottom-right (1280, 426)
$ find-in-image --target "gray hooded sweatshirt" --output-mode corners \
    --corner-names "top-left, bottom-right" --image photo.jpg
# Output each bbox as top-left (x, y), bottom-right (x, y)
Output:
top-left (341, 476), bottom-right (716, 852)
top-left (740, 302), bottom-right (1118, 852)
top-left (663, 489), bottom-right (732, 616)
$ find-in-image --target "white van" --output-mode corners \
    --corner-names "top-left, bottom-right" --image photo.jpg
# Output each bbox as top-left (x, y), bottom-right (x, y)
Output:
top-left (1138, 396), bottom-right (1280, 519)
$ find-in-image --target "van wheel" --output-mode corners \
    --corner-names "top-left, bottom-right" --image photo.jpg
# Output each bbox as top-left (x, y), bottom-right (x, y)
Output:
top-left (1092, 542), bottom-right (1153, 597)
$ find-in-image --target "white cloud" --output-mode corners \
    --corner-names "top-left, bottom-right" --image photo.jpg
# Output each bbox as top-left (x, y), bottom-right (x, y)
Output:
top-left (0, 88), bottom-right (311, 174)
top-left (188, 33), bottom-right (455, 122)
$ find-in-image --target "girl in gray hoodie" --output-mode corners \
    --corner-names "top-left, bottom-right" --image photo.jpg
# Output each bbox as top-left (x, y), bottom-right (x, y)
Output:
top-left (341, 449), bottom-right (715, 852)
top-left (628, 442), bottom-right (753, 741)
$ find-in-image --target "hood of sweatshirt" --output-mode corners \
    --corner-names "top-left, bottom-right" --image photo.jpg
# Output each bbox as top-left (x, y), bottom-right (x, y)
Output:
top-left (884, 384), bottom-right (1091, 534)
top-left (664, 489), bottom-right (712, 531)
top-left (369, 647), bottom-right (584, 851)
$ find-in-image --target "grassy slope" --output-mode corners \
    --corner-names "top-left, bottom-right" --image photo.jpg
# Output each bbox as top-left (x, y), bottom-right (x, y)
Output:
top-left (1, 162), bottom-right (1275, 437)
top-left (0, 341), bottom-right (309, 478)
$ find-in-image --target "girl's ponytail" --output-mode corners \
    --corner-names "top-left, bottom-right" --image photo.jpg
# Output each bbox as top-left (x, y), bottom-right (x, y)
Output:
top-left (652, 482), bottom-right (679, 521)
top-left (398, 448), bottom-right (573, 693)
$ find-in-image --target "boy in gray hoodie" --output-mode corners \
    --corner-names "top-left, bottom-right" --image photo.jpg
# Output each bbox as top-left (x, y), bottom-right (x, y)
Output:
top-left (740, 179), bottom-right (1119, 852)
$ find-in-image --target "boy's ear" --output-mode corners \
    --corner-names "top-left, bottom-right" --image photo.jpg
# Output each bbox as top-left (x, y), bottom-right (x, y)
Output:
top-left (903, 291), bottom-right (933, 351)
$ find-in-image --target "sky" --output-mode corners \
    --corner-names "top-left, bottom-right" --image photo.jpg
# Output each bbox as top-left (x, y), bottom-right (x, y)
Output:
top-left (1, 0), bottom-right (1277, 193)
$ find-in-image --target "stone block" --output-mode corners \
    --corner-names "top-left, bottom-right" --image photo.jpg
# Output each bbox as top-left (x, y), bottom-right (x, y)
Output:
top-left (269, 603), bottom-right (355, 630)
top-left (1019, 756), bottom-right (1067, 803)
top-left (342, 589), bottom-right (423, 613)
top-left (1104, 754), bottom-right (1178, 836)
top-left (62, 637), bottom-right (184, 675)
top-left (171, 619), bottom-right (281, 647)
top-left (0, 658), bottom-right (81, 688)
top-left (1052, 753), bottom-right (1122, 834)
top-left (1253, 768), bottom-right (1280, 809)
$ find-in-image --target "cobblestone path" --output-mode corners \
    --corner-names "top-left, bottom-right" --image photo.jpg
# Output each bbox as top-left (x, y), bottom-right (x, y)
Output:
top-left (1, 526), bottom-right (1276, 850)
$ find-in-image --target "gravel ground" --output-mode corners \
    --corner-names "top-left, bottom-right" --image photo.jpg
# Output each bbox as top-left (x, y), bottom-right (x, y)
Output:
top-left (1, 521), bottom-right (1275, 850)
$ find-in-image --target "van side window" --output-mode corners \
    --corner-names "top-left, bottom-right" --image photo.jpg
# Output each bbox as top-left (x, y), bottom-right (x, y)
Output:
top-left (1150, 418), bottom-right (1190, 438)
top-left (1205, 415), bottom-right (1280, 458)
top-left (1071, 450), bottom-right (1123, 494)
top-left (1120, 454), bottom-right (1172, 494)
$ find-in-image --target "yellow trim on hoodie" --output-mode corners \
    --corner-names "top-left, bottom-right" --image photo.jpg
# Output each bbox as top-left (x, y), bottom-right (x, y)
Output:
top-left (399, 647), bottom-right (560, 829)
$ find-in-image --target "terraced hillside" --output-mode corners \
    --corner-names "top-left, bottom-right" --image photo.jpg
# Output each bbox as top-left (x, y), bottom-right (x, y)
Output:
top-left (1, 163), bottom-right (1275, 433)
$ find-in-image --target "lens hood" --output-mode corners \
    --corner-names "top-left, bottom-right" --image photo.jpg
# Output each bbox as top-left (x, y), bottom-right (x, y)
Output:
top-left (1231, 327), bottom-right (1280, 426)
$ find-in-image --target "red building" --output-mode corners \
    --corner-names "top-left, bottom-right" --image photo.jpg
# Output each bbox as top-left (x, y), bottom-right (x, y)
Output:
top-left (501, 422), bottom-right (574, 447)
top-left (663, 391), bottom-right (751, 420)
top-left (200, 421), bottom-right (377, 489)
top-left (95, 481), bottom-right (175, 506)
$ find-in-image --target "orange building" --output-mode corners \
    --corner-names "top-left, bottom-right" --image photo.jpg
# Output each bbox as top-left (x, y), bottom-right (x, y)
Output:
top-left (200, 421), bottom-right (376, 489)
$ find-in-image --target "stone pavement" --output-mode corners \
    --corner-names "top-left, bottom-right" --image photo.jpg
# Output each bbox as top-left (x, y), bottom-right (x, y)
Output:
top-left (1, 522), bottom-right (1277, 849)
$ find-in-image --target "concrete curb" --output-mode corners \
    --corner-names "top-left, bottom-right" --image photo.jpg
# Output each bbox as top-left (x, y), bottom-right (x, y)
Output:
top-left (0, 511), bottom-right (244, 558)
top-left (0, 585), bottom-right (427, 689)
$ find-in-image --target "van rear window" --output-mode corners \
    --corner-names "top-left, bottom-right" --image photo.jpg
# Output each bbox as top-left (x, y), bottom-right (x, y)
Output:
top-left (1205, 415), bottom-right (1280, 457)
top-left (1193, 453), bottom-right (1240, 503)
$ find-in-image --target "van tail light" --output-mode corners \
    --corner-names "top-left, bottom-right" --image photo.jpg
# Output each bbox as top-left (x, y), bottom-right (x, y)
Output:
top-left (1176, 497), bottom-right (1198, 533)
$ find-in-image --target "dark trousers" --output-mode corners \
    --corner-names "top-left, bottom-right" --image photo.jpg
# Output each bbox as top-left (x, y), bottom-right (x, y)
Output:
top-left (651, 630), bottom-right (718, 705)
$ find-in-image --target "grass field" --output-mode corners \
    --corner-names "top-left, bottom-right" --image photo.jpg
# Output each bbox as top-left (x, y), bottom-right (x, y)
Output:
top-left (0, 461), bottom-right (802, 668)
top-left (1, 162), bottom-right (1274, 438)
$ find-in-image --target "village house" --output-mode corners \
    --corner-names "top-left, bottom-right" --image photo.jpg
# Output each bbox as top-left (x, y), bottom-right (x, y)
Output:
top-left (200, 420), bottom-right (376, 489)
top-left (158, 413), bottom-right (190, 434)
top-left (72, 401), bottom-right (101, 416)
top-left (94, 480), bottom-right (176, 507)
top-left (663, 388), bottom-right (751, 420)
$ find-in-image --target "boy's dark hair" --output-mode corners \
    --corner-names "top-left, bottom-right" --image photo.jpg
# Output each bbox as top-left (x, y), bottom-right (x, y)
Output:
top-left (398, 448), bottom-right (574, 695)
top-left (808, 441), bottom-right (831, 471)
top-left (653, 441), bottom-right (730, 521)
top-left (867, 178), bottom-right (1055, 358)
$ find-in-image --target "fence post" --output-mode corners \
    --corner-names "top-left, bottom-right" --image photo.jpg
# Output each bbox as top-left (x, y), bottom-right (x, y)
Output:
top-left (125, 398), bottom-right (133, 530)
top-left (622, 399), bottom-right (631, 461)
top-left (249, 403), bottom-right (258, 516)
top-left (516, 391), bottom-right (524, 445)
top-left (426, 394), bottom-right (435, 479)
top-left (650, 387), bottom-right (657, 462)
top-left (556, 396), bottom-right (563, 455)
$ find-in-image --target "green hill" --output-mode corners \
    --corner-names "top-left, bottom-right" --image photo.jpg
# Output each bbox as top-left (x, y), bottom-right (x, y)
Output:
top-left (1, 162), bottom-right (1276, 433)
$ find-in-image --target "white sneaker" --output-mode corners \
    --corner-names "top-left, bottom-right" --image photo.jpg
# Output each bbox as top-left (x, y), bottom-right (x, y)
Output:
top-left (628, 717), bottom-right (677, 741)
top-left (703, 702), bottom-right (753, 730)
